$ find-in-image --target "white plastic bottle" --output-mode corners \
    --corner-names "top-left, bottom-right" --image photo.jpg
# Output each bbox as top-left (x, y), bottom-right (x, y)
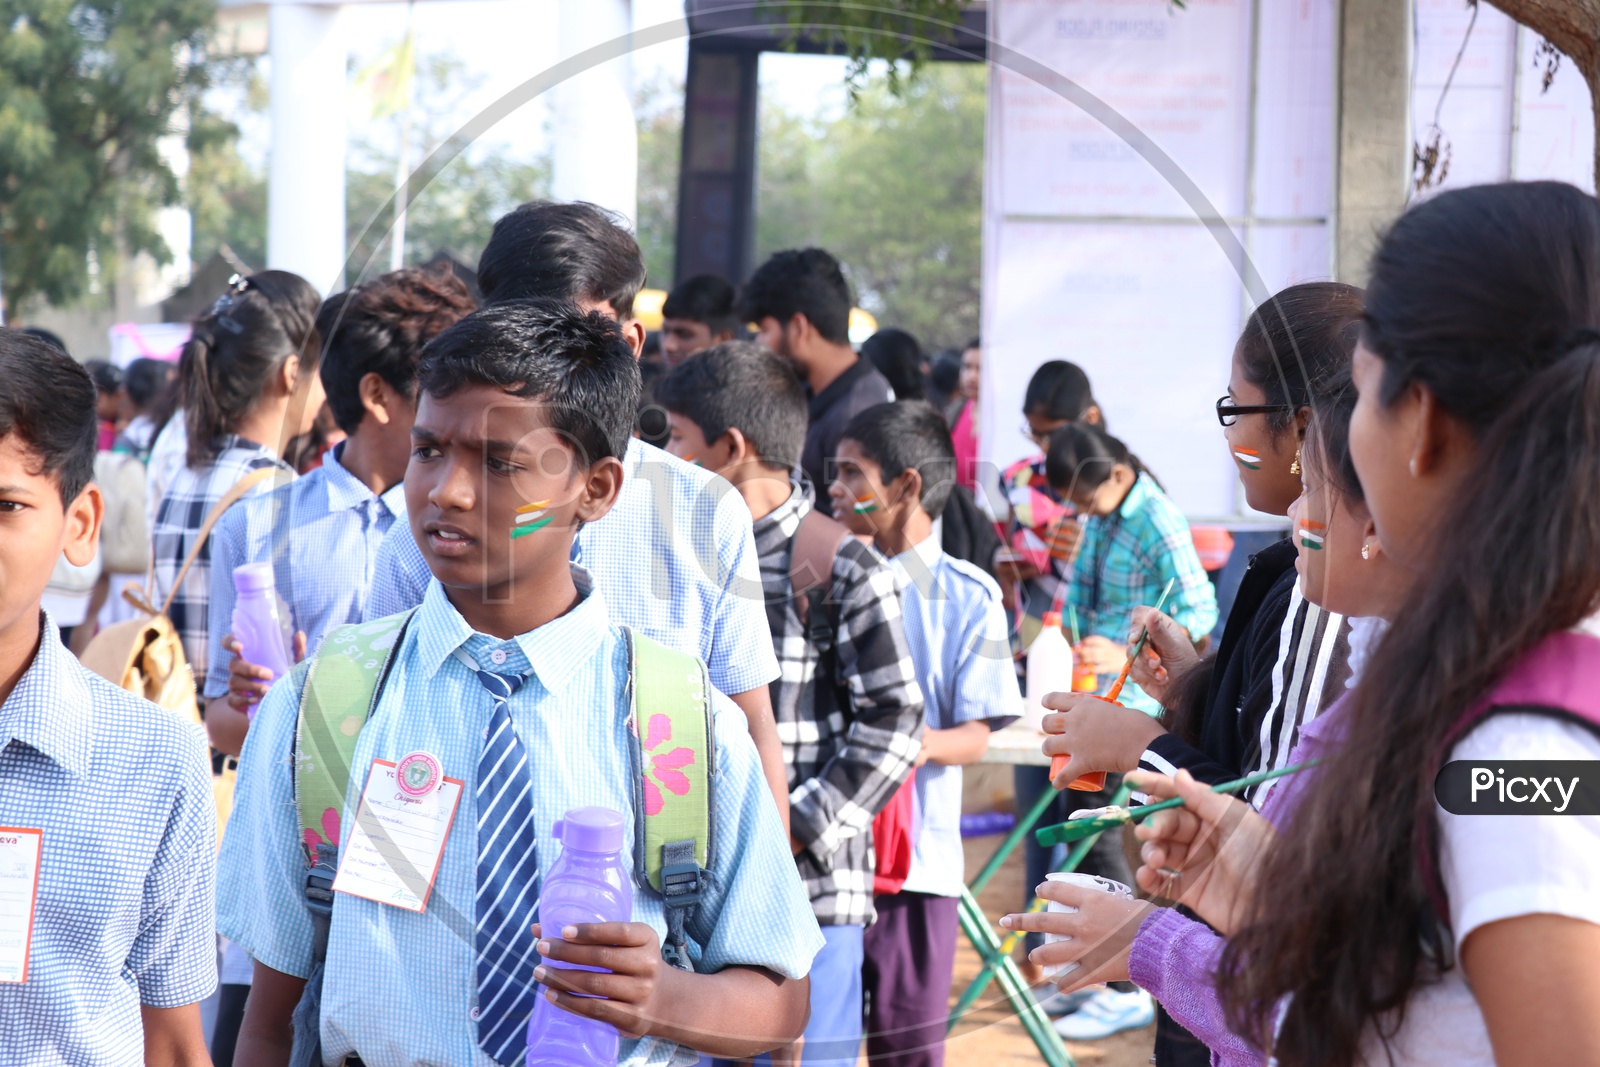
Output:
top-left (1025, 610), bottom-right (1075, 732)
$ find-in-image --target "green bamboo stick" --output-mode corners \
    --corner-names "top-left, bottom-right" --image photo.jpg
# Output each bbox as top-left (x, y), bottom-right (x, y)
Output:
top-left (1034, 760), bottom-right (1320, 848)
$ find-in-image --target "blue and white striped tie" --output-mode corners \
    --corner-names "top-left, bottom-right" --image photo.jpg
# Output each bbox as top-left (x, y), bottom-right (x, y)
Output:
top-left (463, 646), bottom-right (542, 1064)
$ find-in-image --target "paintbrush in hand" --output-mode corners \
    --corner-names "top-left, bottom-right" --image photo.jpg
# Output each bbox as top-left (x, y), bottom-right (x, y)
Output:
top-left (1034, 759), bottom-right (1319, 847)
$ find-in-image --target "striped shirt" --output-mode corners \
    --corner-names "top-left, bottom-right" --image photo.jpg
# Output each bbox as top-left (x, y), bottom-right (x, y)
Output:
top-left (1067, 472), bottom-right (1218, 715)
top-left (151, 434), bottom-right (294, 679)
top-left (1137, 542), bottom-right (1350, 804)
top-left (365, 438), bottom-right (778, 698)
top-left (755, 485), bottom-right (924, 925)
top-left (202, 442), bottom-right (406, 698)
top-left (217, 570), bottom-right (822, 1066)
top-left (1242, 578), bottom-right (1349, 807)
top-left (0, 613), bottom-right (217, 1065)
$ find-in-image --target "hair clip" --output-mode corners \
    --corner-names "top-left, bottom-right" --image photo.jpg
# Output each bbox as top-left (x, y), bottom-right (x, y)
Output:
top-left (208, 274), bottom-right (252, 318)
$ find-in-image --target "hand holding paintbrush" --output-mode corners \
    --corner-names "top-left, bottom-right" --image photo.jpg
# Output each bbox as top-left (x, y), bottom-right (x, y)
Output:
top-left (1109, 766), bottom-right (1293, 935)
top-left (1046, 578), bottom-right (1176, 790)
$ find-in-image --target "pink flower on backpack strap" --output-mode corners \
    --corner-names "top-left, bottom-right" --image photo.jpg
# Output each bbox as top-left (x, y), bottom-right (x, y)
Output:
top-left (302, 807), bottom-right (342, 857)
top-left (641, 713), bottom-right (696, 816)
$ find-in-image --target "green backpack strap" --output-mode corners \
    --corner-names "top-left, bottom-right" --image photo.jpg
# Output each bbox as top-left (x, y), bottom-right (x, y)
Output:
top-left (286, 609), bottom-right (413, 1067)
top-left (625, 627), bottom-right (715, 972)
top-left (294, 610), bottom-right (416, 859)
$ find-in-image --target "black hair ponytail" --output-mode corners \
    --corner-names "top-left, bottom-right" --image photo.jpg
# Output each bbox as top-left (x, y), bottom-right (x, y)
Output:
top-left (179, 270), bottom-right (322, 468)
top-left (1043, 423), bottom-right (1156, 498)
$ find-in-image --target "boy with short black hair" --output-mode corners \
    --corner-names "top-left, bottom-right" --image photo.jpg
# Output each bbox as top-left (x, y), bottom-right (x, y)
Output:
top-left (832, 401), bottom-right (1023, 1067)
top-left (218, 301), bottom-right (819, 1066)
top-left (660, 273), bottom-right (739, 365)
top-left (0, 329), bottom-right (216, 1065)
top-left (656, 343), bottom-right (924, 1065)
top-left (367, 200), bottom-right (792, 831)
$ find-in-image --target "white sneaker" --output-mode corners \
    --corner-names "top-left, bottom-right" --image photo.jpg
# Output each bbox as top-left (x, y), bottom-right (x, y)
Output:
top-left (1051, 988), bottom-right (1155, 1040)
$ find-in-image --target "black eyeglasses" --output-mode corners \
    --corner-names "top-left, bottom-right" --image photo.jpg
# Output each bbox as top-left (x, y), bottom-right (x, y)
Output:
top-left (1215, 395), bottom-right (1295, 427)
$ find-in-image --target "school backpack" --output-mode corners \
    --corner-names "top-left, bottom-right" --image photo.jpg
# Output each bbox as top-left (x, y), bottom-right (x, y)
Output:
top-left (81, 466), bottom-right (282, 724)
top-left (286, 611), bottom-right (716, 1067)
top-left (788, 508), bottom-right (918, 896)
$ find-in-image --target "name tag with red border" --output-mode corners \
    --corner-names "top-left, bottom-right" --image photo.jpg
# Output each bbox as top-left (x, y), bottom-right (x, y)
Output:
top-left (333, 757), bottom-right (462, 913)
top-left (0, 827), bottom-right (43, 983)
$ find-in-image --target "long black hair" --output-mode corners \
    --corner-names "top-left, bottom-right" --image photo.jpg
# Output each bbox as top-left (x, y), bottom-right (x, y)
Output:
top-left (1219, 181), bottom-right (1600, 1065)
top-left (179, 270), bottom-right (322, 467)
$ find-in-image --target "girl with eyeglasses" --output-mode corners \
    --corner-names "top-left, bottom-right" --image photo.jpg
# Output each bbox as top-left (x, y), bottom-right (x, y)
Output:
top-left (1104, 179), bottom-right (1600, 1067)
top-left (1032, 281), bottom-right (1360, 1059)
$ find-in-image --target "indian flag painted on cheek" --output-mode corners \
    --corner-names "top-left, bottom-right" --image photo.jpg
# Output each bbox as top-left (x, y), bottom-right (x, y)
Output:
top-left (511, 500), bottom-right (552, 539)
top-left (1297, 519), bottom-right (1326, 551)
top-left (1233, 447), bottom-right (1262, 471)
top-left (852, 494), bottom-right (878, 515)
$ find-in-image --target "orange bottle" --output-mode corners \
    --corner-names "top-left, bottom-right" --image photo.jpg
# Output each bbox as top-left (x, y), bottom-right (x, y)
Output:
top-left (1051, 646), bottom-right (1111, 791)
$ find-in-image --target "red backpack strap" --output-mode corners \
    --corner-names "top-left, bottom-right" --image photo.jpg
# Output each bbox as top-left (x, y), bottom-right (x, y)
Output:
top-left (1422, 628), bottom-right (1600, 932)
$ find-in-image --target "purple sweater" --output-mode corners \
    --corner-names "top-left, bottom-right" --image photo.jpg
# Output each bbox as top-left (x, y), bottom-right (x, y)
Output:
top-left (1126, 692), bottom-right (1351, 1066)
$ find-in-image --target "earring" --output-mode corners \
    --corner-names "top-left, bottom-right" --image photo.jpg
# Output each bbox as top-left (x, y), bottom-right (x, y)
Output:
top-left (1361, 541), bottom-right (1372, 561)
top-left (1290, 448), bottom-right (1301, 477)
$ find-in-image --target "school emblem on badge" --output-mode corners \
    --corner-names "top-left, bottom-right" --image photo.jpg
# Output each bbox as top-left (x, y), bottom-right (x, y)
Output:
top-left (396, 751), bottom-right (442, 797)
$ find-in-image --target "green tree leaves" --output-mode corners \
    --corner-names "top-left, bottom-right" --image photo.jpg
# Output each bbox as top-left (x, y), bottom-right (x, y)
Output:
top-left (756, 62), bottom-right (984, 348)
top-left (0, 0), bottom-right (214, 312)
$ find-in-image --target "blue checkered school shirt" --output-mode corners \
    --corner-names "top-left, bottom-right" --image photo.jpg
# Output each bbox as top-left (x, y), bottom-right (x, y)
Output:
top-left (151, 434), bottom-right (294, 679)
top-left (202, 442), bottom-right (407, 698)
top-left (365, 437), bottom-right (779, 698)
top-left (1066, 472), bottom-right (1219, 714)
top-left (0, 613), bottom-right (217, 1065)
top-left (888, 536), bottom-right (1023, 897)
top-left (217, 569), bottom-right (822, 1067)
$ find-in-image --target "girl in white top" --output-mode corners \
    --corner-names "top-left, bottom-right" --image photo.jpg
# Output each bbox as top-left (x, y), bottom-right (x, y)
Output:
top-left (1127, 180), bottom-right (1600, 1067)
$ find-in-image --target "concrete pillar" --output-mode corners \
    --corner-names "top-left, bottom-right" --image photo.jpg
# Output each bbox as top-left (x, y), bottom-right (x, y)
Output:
top-left (552, 0), bottom-right (637, 226)
top-left (1335, 0), bottom-right (1412, 284)
top-left (267, 3), bottom-right (348, 293)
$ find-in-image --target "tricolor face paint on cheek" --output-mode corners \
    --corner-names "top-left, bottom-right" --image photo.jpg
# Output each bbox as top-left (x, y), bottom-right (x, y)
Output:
top-left (1232, 447), bottom-right (1262, 471)
top-left (1297, 519), bottom-right (1326, 550)
top-left (852, 494), bottom-right (879, 515)
top-left (511, 499), bottom-right (552, 539)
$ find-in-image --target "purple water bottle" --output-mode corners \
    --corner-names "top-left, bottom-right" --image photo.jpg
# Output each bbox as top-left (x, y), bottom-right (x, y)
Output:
top-left (525, 807), bottom-right (634, 1066)
top-left (230, 563), bottom-right (292, 707)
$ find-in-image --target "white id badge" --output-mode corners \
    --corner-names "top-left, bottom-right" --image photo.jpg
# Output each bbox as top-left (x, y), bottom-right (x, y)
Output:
top-left (0, 828), bottom-right (43, 983)
top-left (332, 757), bottom-right (462, 913)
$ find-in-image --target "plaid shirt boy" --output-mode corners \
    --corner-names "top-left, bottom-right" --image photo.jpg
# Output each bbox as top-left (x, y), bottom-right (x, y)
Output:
top-left (756, 484), bottom-right (924, 926)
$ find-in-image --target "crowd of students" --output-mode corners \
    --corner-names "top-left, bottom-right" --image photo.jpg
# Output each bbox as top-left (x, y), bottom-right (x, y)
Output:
top-left (0, 177), bottom-right (1596, 1067)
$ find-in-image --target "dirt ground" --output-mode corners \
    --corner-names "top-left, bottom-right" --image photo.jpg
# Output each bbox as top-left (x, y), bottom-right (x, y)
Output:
top-left (940, 833), bottom-right (1155, 1067)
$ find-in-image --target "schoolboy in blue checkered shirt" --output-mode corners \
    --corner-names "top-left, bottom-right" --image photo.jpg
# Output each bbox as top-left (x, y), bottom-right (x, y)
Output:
top-left (218, 300), bottom-right (820, 1066)
top-left (0, 330), bottom-right (216, 1065)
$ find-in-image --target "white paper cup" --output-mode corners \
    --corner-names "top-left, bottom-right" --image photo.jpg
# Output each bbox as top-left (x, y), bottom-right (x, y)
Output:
top-left (1040, 872), bottom-right (1135, 979)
